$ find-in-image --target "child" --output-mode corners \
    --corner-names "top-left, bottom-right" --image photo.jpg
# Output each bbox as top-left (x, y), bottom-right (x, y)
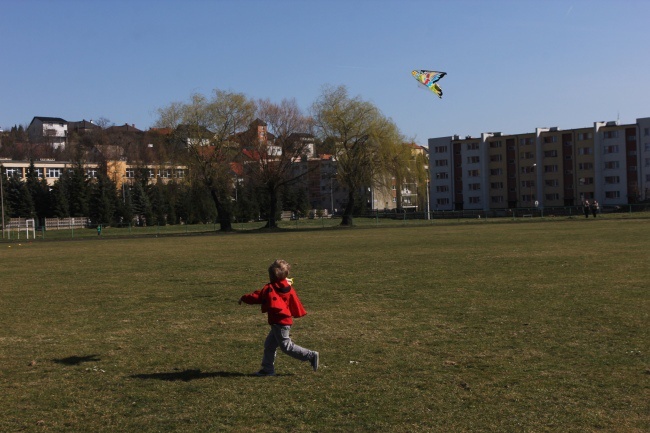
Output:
top-left (238, 259), bottom-right (319, 376)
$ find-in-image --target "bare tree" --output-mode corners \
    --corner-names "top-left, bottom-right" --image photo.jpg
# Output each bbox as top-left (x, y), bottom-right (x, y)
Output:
top-left (311, 85), bottom-right (403, 226)
top-left (242, 98), bottom-right (314, 228)
top-left (156, 90), bottom-right (256, 231)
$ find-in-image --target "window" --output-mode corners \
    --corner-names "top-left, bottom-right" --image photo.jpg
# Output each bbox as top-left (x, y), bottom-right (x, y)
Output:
top-left (545, 193), bottom-right (560, 200)
top-left (579, 177), bottom-right (594, 185)
top-left (437, 198), bottom-right (450, 205)
top-left (490, 182), bottom-right (503, 189)
top-left (646, 158), bottom-right (650, 167)
top-left (176, 169), bottom-right (186, 178)
top-left (491, 196), bottom-right (504, 203)
top-left (544, 165), bottom-right (558, 173)
top-left (125, 169), bottom-right (135, 178)
top-left (148, 169), bottom-right (156, 178)
top-left (544, 150), bottom-right (558, 157)
top-left (435, 159), bottom-right (448, 167)
top-left (521, 166), bottom-right (535, 174)
top-left (466, 142), bottom-right (479, 150)
top-left (605, 176), bottom-right (620, 184)
top-left (467, 169), bottom-right (480, 177)
top-left (604, 145), bottom-right (619, 154)
top-left (468, 196), bottom-right (481, 204)
top-left (34, 168), bottom-right (44, 177)
top-left (545, 179), bottom-right (559, 187)
top-left (522, 194), bottom-right (535, 202)
top-left (604, 161), bottom-right (620, 169)
top-left (6, 168), bottom-right (21, 177)
top-left (490, 154), bottom-right (502, 162)
top-left (467, 156), bottom-right (480, 164)
top-left (159, 169), bottom-right (171, 178)
top-left (521, 180), bottom-right (535, 188)
top-left (605, 191), bottom-right (620, 198)
top-left (489, 141), bottom-right (502, 148)
top-left (603, 130), bottom-right (619, 139)
top-left (578, 147), bottom-right (593, 155)
top-left (543, 136), bottom-right (557, 144)
top-left (436, 185), bottom-right (449, 192)
top-left (435, 146), bottom-right (448, 153)
top-left (435, 172), bottom-right (449, 179)
top-left (644, 128), bottom-right (649, 136)
top-left (577, 132), bottom-right (592, 140)
top-left (490, 168), bottom-right (503, 175)
top-left (468, 183), bottom-right (481, 191)
top-left (87, 169), bottom-right (98, 178)
top-left (520, 151), bottom-right (534, 159)
top-left (578, 163), bottom-right (594, 170)
top-left (519, 138), bottom-right (534, 146)
top-left (46, 168), bottom-right (62, 178)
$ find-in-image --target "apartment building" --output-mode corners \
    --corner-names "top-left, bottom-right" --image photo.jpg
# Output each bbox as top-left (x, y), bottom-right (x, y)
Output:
top-left (428, 117), bottom-right (650, 211)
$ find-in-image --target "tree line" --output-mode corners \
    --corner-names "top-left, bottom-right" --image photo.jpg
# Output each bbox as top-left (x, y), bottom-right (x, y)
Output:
top-left (1, 85), bottom-right (425, 230)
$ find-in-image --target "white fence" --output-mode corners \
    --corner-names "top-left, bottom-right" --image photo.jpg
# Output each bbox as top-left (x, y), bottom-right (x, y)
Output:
top-left (44, 217), bottom-right (90, 230)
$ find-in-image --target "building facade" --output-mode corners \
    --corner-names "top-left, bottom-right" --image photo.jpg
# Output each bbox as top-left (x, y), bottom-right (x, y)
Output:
top-left (429, 117), bottom-right (650, 210)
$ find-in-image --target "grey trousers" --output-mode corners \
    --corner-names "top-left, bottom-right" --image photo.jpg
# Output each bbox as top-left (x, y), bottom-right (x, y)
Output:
top-left (261, 324), bottom-right (314, 373)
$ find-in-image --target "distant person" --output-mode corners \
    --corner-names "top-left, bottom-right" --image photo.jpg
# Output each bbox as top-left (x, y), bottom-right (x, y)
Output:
top-left (239, 259), bottom-right (319, 376)
top-left (591, 200), bottom-right (599, 217)
top-left (97, 224), bottom-right (102, 236)
top-left (583, 201), bottom-right (590, 218)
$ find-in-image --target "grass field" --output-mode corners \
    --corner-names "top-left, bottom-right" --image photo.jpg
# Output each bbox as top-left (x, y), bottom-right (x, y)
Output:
top-left (1, 218), bottom-right (648, 432)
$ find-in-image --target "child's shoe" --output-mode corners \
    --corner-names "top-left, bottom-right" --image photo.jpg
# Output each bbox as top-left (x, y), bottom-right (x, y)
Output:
top-left (310, 351), bottom-right (319, 372)
top-left (255, 369), bottom-right (276, 377)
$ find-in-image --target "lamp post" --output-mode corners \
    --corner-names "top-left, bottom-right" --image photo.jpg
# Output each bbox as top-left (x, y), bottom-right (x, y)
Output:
top-left (0, 165), bottom-right (5, 238)
top-left (424, 164), bottom-right (430, 220)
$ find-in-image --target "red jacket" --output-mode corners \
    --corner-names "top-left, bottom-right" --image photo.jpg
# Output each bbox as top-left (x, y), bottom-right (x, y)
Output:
top-left (240, 279), bottom-right (307, 325)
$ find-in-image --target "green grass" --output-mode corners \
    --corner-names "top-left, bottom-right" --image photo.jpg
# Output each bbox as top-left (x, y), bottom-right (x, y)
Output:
top-left (1, 219), bottom-right (648, 432)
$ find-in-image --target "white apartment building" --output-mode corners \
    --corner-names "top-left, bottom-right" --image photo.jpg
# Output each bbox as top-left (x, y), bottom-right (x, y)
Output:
top-left (429, 117), bottom-right (650, 211)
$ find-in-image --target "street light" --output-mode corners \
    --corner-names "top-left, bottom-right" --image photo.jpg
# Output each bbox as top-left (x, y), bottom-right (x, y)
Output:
top-left (0, 164), bottom-right (4, 238)
top-left (424, 164), bottom-right (430, 220)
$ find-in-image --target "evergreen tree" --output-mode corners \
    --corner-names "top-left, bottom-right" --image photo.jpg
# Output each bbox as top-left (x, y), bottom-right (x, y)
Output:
top-left (149, 179), bottom-right (168, 225)
top-left (60, 163), bottom-right (90, 217)
top-left (25, 161), bottom-right (50, 223)
top-left (89, 169), bottom-right (118, 225)
top-left (49, 181), bottom-right (69, 218)
top-left (5, 174), bottom-right (34, 218)
top-left (131, 181), bottom-right (153, 226)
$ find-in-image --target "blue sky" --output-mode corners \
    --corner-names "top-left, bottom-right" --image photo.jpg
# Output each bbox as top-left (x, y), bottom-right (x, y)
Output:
top-left (1, 0), bottom-right (649, 144)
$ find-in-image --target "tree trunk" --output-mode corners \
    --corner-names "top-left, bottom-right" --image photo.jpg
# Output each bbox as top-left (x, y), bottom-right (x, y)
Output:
top-left (210, 189), bottom-right (232, 231)
top-left (341, 190), bottom-right (355, 226)
top-left (266, 184), bottom-right (278, 229)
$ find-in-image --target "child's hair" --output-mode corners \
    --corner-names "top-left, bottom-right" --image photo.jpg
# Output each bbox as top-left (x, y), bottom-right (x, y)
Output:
top-left (268, 259), bottom-right (290, 282)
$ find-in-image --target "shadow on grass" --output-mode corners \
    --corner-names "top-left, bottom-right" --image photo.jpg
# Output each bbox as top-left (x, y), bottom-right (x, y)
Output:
top-left (53, 354), bottom-right (101, 365)
top-left (130, 369), bottom-right (287, 381)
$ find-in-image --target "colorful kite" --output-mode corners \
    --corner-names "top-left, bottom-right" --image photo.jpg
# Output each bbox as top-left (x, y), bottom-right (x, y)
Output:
top-left (412, 70), bottom-right (446, 98)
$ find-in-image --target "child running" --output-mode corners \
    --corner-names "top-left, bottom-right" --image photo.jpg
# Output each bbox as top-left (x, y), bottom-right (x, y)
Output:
top-left (238, 259), bottom-right (319, 376)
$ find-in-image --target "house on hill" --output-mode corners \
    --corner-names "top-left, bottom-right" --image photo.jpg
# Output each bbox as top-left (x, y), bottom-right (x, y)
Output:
top-left (27, 116), bottom-right (68, 149)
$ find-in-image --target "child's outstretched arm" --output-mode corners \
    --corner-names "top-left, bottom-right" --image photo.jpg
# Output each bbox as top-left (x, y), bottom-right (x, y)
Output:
top-left (239, 289), bottom-right (265, 305)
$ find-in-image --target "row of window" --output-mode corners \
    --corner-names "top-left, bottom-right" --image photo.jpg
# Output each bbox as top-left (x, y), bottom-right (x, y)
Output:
top-left (3, 167), bottom-right (187, 179)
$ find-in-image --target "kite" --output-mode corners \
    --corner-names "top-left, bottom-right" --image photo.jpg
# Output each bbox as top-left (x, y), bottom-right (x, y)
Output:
top-left (412, 70), bottom-right (446, 98)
